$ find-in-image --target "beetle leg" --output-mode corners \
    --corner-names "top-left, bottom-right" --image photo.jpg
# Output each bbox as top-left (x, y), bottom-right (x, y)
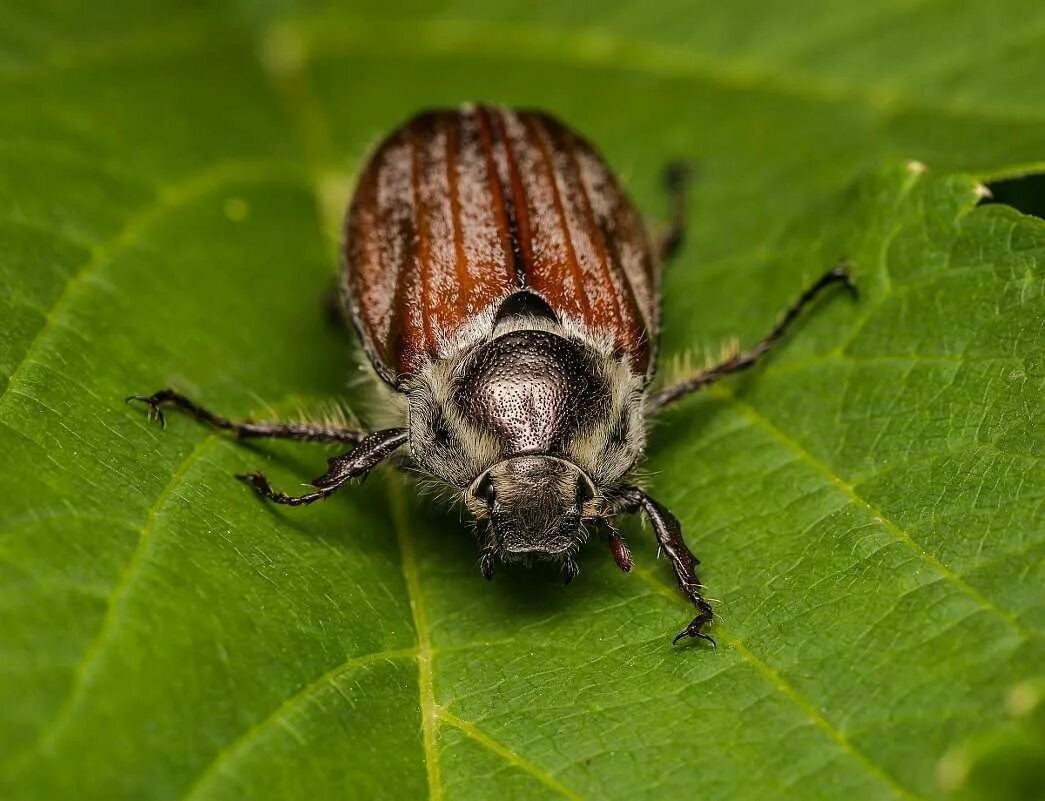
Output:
top-left (238, 428), bottom-right (408, 506)
top-left (602, 520), bottom-right (633, 572)
top-left (236, 473), bottom-right (335, 506)
top-left (614, 486), bottom-right (715, 646)
top-left (656, 160), bottom-right (693, 264)
top-left (647, 264), bottom-right (856, 410)
top-left (127, 388), bottom-right (366, 443)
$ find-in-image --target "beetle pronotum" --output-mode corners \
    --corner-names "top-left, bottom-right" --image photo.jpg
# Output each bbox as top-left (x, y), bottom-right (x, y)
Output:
top-left (131, 105), bottom-right (853, 645)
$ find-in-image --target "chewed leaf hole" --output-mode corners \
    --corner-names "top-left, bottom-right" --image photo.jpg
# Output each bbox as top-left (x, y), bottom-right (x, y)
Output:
top-left (980, 172), bottom-right (1045, 219)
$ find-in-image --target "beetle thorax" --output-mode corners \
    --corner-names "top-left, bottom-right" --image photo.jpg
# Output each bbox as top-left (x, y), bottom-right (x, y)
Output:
top-left (405, 317), bottom-right (646, 506)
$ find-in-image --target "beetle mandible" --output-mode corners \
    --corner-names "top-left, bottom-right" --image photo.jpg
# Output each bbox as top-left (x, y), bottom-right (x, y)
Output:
top-left (131, 105), bottom-right (854, 645)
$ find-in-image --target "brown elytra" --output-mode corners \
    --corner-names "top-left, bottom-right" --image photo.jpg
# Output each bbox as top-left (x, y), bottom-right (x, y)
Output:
top-left (342, 105), bottom-right (656, 385)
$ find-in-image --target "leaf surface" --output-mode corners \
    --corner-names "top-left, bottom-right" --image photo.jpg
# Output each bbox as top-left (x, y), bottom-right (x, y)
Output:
top-left (2, 3), bottom-right (1044, 799)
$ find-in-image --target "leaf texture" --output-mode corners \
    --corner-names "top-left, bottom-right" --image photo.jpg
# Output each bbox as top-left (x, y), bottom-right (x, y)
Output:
top-left (1, 2), bottom-right (1044, 799)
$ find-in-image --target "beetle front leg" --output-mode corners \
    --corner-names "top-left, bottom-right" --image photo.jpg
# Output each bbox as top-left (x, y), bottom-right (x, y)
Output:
top-left (127, 387), bottom-right (366, 444)
top-left (239, 428), bottom-right (408, 506)
top-left (615, 486), bottom-right (715, 646)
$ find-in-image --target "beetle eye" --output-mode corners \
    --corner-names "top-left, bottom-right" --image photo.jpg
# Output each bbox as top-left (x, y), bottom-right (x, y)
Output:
top-left (474, 473), bottom-right (496, 506)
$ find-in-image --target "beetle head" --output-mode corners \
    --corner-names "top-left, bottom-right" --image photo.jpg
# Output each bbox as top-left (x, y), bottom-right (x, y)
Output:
top-left (469, 455), bottom-right (595, 577)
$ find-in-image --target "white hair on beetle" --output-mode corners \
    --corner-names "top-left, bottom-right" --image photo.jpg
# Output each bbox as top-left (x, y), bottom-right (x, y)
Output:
top-left (404, 355), bottom-right (503, 490)
top-left (381, 309), bottom-right (649, 521)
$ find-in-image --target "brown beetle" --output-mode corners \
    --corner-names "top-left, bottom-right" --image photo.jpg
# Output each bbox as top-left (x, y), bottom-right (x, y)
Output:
top-left (131, 105), bottom-right (852, 645)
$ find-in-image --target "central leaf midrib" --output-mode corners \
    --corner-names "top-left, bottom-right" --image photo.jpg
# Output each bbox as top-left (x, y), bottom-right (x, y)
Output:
top-left (386, 480), bottom-right (443, 800)
top-left (385, 479), bottom-right (587, 799)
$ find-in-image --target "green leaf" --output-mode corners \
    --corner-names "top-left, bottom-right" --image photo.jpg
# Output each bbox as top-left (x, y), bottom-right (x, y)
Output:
top-left (2, 3), bottom-right (1043, 800)
top-left (936, 678), bottom-right (1045, 801)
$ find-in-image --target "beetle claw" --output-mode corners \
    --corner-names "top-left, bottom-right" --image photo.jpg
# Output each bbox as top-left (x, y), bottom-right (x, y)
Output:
top-left (673, 600), bottom-right (716, 647)
top-left (832, 263), bottom-right (859, 298)
top-left (126, 394), bottom-right (167, 428)
top-left (236, 471), bottom-right (271, 496)
top-left (672, 621), bottom-right (716, 648)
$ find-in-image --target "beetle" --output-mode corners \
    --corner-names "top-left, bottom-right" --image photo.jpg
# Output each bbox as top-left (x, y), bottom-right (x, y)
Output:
top-left (130, 105), bottom-right (853, 645)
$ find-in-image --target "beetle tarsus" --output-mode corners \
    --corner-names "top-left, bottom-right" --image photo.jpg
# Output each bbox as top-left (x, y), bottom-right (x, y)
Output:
top-left (648, 263), bottom-right (857, 409)
top-left (126, 392), bottom-right (168, 428)
top-left (126, 387), bottom-right (367, 443)
top-left (236, 471), bottom-right (334, 506)
top-left (673, 623), bottom-right (716, 648)
top-left (832, 262), bottom-right (858, 297)
top-left (673, 599), bottom-right (716, 647)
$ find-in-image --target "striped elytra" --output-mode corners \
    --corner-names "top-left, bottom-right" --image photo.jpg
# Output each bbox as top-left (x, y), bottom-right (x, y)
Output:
top-left (341, 105), bottom-right (658, 386)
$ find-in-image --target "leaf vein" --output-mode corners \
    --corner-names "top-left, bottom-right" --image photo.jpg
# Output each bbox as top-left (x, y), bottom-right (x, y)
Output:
top-left (0, 158), bottom-right (302, 407)
top-left (29, 431), bottom-right (221, 754)
top-left (630, 565), bottom-right (923, 801)
top-left (387, 480), bottom-right (443, 801)
top-left (180, 647), bottom-right (419, 801)
top-left (712, 387), bottom-right (1032, 639)
top-left (298, 18), bottom-right (1045, 126)
top-left (436, 709), bottom-right (584, 801)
